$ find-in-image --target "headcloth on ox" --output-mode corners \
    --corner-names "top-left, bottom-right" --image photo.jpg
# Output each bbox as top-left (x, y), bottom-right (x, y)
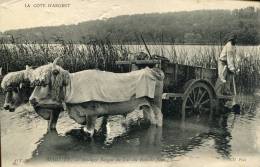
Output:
top-left (1, 66), bottom-right (34, 111)
top-left (1, 66), bottom-right (32, 90)
top-left (31, 56), bottom-right (70, 102)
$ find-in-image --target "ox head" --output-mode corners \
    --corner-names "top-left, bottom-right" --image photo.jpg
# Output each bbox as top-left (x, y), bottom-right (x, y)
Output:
top-left (1, 66), bottom-right (34, 112)
top-left (29, 57), bottom-right (70, 111)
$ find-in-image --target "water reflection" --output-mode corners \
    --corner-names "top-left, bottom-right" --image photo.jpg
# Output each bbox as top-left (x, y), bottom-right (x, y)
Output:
top-left (27, 125), bottom-right (163, 162)
top-left (27, 111), bottom-right (238, 163)
top-left (161, 113), bottom-right (232, 160)
top-left (211, 114), bottom-right (232, 159)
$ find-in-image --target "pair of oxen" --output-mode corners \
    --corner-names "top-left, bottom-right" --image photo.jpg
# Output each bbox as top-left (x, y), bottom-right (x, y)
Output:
top-left (1, 57), bottom-right (164, 137)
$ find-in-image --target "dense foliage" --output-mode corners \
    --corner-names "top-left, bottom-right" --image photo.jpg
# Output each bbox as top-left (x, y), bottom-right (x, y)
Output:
top-left (2, 7), bottom-right (260, 44)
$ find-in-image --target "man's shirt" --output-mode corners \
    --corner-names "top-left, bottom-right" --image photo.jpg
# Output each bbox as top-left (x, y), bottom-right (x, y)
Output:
top-left (219, 41), bottom-right (236, 72)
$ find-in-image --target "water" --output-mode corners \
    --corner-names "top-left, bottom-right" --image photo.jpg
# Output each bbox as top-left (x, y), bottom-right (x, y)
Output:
top-left (122, 44), bottom-right (259, 57)
top-left (1, 91), bottom-right (260, 166)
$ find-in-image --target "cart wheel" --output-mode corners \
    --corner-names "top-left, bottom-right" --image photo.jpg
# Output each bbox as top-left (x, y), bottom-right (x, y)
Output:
top-left (181, 82), bottom-right (214, 122)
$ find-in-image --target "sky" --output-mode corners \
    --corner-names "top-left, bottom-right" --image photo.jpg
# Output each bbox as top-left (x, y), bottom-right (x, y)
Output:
top-left (0, 0), bottom-right (259, 32)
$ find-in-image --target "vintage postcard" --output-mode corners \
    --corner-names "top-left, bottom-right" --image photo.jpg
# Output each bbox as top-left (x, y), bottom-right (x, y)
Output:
top-left (0, 0), bottom-right (260, 167)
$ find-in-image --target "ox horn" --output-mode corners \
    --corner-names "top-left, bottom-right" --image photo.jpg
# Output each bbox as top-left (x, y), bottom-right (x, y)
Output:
top-left (52, 56), bottom-right (63, 69)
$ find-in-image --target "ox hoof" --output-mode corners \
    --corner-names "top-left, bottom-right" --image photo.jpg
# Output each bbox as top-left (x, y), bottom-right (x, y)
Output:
top-left (156, 122), bottom-right (163, 127)
top-left (139, 119), bottom-right (151, 128)
top-left (46, 130), bottom-right (58, 135)
top-left (83, 135), bottom-right (92, 142)
top-left (48, 124), bottom-right (57, 132)
top-left (48, 126), bottom-right (57, 131)
top-left (82, 127), bottom-right (95, 140)
top-left (47, 128), bottom-right (57, 133)
top-left (150, 120), bottom-right (163, 127)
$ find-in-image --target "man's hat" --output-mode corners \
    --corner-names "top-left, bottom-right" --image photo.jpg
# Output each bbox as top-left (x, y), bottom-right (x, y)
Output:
top-left (225, 33), bottom-right (237, 42)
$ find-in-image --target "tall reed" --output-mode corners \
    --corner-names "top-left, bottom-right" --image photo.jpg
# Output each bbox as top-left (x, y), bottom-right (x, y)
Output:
top-left (0, 39), bottom-right (259, 94)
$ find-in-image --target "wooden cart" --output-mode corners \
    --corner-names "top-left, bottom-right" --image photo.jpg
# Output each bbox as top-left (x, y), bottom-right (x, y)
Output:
top-left (115, 59), bottom-right (234, 122)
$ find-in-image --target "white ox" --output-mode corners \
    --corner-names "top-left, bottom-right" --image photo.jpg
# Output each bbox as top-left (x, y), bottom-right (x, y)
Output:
top-left (29, 57), bottom-right (164, 136)
top-left (1, 66), bottom-right (64, 132)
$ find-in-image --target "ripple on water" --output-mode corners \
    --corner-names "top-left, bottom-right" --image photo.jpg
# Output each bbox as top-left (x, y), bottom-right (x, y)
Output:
top-left (1, 93), bottom-right (260, 164)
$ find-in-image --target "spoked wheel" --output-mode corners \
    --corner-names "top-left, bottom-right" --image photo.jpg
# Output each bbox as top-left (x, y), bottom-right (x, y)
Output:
top-left (181, 82), bottom-right (214, 122)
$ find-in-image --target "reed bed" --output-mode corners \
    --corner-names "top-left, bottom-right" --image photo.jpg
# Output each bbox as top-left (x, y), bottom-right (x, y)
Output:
top-left (0, 39), bottom-right (259, 95)
top-left (0, 40), bottom-right (120, 73)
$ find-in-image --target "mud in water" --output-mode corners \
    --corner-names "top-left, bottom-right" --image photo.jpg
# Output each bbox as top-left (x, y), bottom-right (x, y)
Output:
top-left (1, 91), bottom-right (260, 167)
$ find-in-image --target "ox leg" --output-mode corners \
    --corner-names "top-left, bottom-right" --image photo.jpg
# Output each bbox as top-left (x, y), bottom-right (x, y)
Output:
top-left (36, 110), bottom-right (51, 120)
top-left (83, 115), bottom-right (97, 138)
top-left (143, 105), bottom-right (156, 125)
top-left (151, 105), bottom-right (163, 127)
top-left (148, 79), bottom-right (163, 127)
top-left (47, 110), bottom-right (61, 131)
top-left (154, 80), bottom-right (163, 109)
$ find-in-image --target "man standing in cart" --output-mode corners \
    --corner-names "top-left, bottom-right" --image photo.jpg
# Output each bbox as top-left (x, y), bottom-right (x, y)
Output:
top-left (215, 33), bottom-right (238, 95)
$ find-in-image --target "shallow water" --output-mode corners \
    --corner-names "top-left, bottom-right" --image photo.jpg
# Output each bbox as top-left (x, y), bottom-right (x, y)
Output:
top-left (1, 91), bottom-right (260, 167)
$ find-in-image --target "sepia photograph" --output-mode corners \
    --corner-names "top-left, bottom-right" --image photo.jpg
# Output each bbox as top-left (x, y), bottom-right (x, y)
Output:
top-left (0, 0), bottom-right (260, 166)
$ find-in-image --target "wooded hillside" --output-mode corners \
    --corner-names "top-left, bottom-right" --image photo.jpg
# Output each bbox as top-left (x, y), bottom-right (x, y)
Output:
top-left (2, 7), bottom-right (259, 44)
